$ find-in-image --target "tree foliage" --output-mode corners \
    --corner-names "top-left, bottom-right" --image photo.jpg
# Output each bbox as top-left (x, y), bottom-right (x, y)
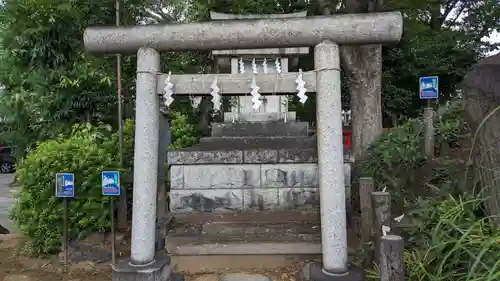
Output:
top-left (0, 0), bottom-right (153, 158)
top-left (0, 1), bottom-right (107, 156)
top-left (361, 101), bottom-right (469, 206)
top-left (0, 0), bottom-right (498, 157)
top-left (383, 0), bottom-right (500, 122)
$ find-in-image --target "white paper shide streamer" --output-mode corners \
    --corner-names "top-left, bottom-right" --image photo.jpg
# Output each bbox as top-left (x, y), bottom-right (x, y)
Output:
top-left (262, 58), bottom-right (268, 73)
top-left (189, 96), bottom-right (202, 109)
top-left (239, 57), bottom-right (245, 74)
top-left (252, 58), bottom-right (258, 74)
top-left (210, 77), bottom-right (221, 112)
top-left (250, 77), bottom-right (262, 110)
top-left (274, 58), bottom-right (282, 73)
top-left (295, 69), bottom-right (308, 104)
top-left (381, 225), bottom-right (391, 236)
top-left (250, 59), bottom-right (262, 110)
top-left (163, 71), bottom-right (174, 107)
top-left (394, 214), bottom-right (405, 223)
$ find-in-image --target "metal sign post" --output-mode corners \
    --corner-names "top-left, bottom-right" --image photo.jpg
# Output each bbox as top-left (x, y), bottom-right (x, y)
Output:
top-left (102, 171), bottom-right (121, 265)
top-left (55, 173), bottom-right (75, 265)
top-left (419, 76), bottom-right (439, 158)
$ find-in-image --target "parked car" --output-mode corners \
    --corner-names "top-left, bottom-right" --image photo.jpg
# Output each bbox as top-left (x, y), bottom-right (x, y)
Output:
top-left (0, 153), bottom-right (15, 173)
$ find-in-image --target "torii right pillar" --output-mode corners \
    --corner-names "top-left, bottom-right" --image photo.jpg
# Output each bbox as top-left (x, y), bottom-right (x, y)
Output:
top-left (298, 40), bottom-right (366, 280)
top-left (313, 40), bottom-right (351, 277)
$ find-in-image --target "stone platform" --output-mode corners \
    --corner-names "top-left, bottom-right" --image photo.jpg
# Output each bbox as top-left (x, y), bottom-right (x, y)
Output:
top-left (223, 112), bottom-right (297, 122)
top-left (168, 121), bottom-right (351, 214)
top-left (198, 136), bottom-right (317, 149)
top-left (169, 160), bottom-right (350, 213)
top-left (211, 121), bottom-right (309, 137)
top-left (167, 120), bottom-right (353, 270)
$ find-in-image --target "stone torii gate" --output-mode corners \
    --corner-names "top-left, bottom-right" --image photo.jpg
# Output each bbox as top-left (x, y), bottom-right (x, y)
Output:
top-left (84, 12), bottom-right (402, 281)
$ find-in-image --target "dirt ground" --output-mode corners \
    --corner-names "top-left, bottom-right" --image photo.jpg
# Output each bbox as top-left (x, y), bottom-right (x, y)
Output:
top-left (0, 234), bottom-right (303, 281)
top-left (0, 174), bottom-right (316, 281)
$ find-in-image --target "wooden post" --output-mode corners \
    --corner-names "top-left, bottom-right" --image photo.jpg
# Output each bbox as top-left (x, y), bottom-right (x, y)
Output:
top-left (380, 235), bottom-right (405, 281)
top-left (423, 104), bottom-right (435, 158)
top-left (359, 177), bottom-right (375, 243)
top-left (372, 191), bottom-right (391, 264)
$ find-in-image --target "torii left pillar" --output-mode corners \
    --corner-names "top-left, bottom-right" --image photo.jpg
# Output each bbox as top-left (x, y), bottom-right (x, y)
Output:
top-left (111, 47), bottom-right (174, 281)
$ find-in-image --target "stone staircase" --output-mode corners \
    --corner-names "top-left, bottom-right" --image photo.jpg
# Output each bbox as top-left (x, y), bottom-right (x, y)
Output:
top-left (166, 211), bottom-right (320, 272)
top-left (166, 121), bottom-right (353, 271)
top-left (166, 211), bottom-right (360, 272)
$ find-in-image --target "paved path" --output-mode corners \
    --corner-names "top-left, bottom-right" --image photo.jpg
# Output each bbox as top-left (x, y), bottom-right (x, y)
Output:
top-left (0, 174), bottom-right (16, 233)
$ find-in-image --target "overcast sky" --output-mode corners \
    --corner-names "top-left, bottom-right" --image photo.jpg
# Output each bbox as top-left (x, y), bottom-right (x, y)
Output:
top-left (487, 31), bottom-right (500, 56)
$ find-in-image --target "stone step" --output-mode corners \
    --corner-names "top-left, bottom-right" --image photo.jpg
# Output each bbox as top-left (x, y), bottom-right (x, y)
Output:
top-left (211, 121), bottom-right (308, 137)
top-left (168, 147), bottom-right (320, 165)
top-left (168, 147), bottom-right (351, 165)
top-left (165, 211), bottom-right (360, 272)
top-left (198, 136), bottom-right (316, 149)
top-left (169, 248), bottom-right (319, 273)
top-left (223, 112), bottom-right (297, 122)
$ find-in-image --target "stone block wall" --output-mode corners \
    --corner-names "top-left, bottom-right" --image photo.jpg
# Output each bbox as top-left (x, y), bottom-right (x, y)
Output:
top-left (168, 121), bottom-right (351, 215)
top-left (169, 162), bottom-right (351, 213)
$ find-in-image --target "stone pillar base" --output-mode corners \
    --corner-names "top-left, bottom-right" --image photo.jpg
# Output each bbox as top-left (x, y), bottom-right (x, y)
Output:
top-left (112, 252), bottom-right (182, 281)
top-left (299, 262), bottom-right (364, 281)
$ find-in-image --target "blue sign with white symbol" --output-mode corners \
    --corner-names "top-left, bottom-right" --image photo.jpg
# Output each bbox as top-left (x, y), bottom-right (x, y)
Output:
top-left (55, 173), bottom-right (75, 198)
top-left (102, 171), bottom-right (120, 196)
top-left (419, 76), bottom-right (439, 99)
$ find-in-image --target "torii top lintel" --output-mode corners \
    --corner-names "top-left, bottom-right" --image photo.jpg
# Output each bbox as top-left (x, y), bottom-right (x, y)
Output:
top-left (83, 12), bottom-right (403, 54)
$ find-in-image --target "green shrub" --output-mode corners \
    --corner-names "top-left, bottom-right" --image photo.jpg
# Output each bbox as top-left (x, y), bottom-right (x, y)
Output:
top-left (10, 121), bottom-right (133, 256)
top-left (121, 119), bottom-right (135, 170)
top-left (436, 103), bottom-right (469, 146)
top-left (362, 101), bottom-right (500, 280)
top-left (361, 101), bottom-right (468, 204)
top-left (360, 119), bottom-right (426, 204)
top-left (168, 111), bottom-right (199, 150)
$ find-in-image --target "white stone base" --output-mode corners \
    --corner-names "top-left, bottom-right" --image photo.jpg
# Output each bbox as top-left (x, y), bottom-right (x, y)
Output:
top-left (224, 112), bottom-right (296, 122)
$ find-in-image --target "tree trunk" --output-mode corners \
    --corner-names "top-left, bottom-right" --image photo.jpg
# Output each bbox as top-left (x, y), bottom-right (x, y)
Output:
top-left (463, 87), bottom-right (500, 227)
top-left (462, 54), bottom-right (500, 227)
top-left (340, 45), bottom-right (383, 160)
top-left (338, 0), bottom-right (384, 160)
top-left (318, 0), bottom-right (384, 221)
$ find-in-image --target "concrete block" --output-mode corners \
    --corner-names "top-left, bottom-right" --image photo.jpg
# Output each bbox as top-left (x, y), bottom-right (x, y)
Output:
top-left (198, 136), bottom-right (316, 149)
top-left (211, 121), bottom-right (308, 137)
top-left (243, 188), bottom-right (279, 210)
top-left (167, 148), bottom-right (352, 165)
top-left (170, 166), bottom-right (184, 189)
top-left (279, 187), bottom-right (319, 209)
top-left (170, 189), bottom-right (244, 213)
top-left (169, 163), bottom-right (352, 213)
top-left (221, 273), bottom-right (271, 281)
top-left (243, 149), bottom-right (279, 164)
top-left (112, 251), bottom-right (173, 281)
top-left (182, 164), bottom-right (261, 190)
top-left (223, 112), bottom-right (297, 122)
top-left (278, 148), bottom-right (318, 163)
top-left (168, 150), bottom-right (243, 165)
top-left (299, 262), bottom-right (364, 281)
top-left (261, 164), bottom-right (318, 188)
